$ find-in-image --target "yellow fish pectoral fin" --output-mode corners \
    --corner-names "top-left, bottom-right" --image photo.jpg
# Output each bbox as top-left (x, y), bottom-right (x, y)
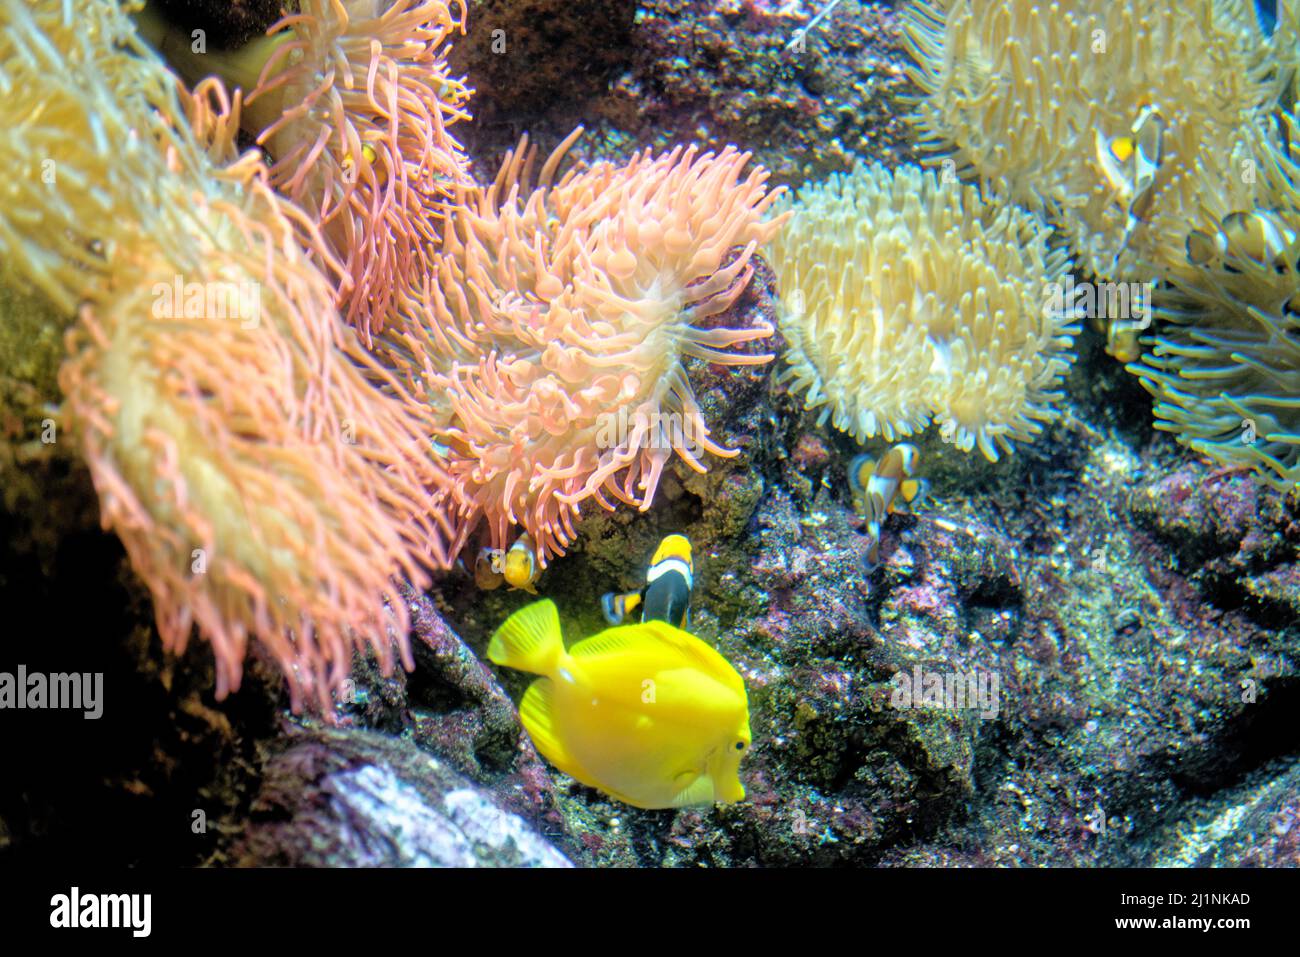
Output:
top-left (518, 679), bottom-right (575, 770)
top-left (898, 478), bottom-right (931, 508)
top-left (1110, 136), bottom-right (1135, 164)
top-left (1095, 128), bottom-right (1132, 195)
top-left (670, 772), bottom-right (717, 808)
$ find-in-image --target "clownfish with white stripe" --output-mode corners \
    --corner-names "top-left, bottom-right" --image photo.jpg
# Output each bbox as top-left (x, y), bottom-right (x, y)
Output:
top-left (474, 547), bottom-right (507, 590)
top-left (601, 534), bottom-right (694, 630)
top-left (468, 535), bottom-right (541, 593)
top-left (1186, 210), bottom-right (1297, 271)
top-left (1094, 102), bottom-right (1166, 271)
top-left (850, 444), bottom-right (928, 572)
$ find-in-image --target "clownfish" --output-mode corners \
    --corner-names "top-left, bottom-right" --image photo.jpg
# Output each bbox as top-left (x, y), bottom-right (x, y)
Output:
top-left (601, 534), bottom-right (694, 630)
top-left (488, 599), bottom-right (751, 809)
top-left (503, 533), bottom-right (541, 594)
top-left (1095, 103), bottom-right (1166, 270)
top-left (474, 547), bottom-right (506, 590)
top-left (1186, 210), bottom-right (1297, 271)
top-left (1104, 323), bottom-right (1143, 364)
top-left (850, 444), bottom-right (928, 572)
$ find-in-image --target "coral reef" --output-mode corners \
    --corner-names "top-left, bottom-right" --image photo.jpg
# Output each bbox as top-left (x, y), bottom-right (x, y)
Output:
top-left (447, 0), bottom-right (636, 150)
top-left (444, 1), bottom-right (917, 184)
top-left (768, 161), bottom-right (1077, 460)
top-left (3, 0), bottom-right (1300, 876)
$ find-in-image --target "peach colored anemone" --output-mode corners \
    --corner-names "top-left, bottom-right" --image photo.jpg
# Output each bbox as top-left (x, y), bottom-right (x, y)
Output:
top-left (0, 0), bottom-right (458, 713)
top-left (244, 0), bottom-right (473, 341)
top-left (380, 128), bottom-right (788, 564)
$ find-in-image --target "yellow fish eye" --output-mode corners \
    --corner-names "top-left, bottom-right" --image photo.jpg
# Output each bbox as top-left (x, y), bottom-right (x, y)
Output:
top-left (734, 740), bottom-right (746, 751)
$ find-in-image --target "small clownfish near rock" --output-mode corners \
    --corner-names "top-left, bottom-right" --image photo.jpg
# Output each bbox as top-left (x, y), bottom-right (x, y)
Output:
top-left (1094, 102), bottom-right (1166, 271)
top-left (601, 534), bottom-right (694, 630)
top-left (503, 533), bottom-right (541, 594)
top-left (474, 547), bottom-right (506, 590)
top-left (488, 598), bottom-right (751, 809)
top-left (850, 444), bottom-right (928, 573)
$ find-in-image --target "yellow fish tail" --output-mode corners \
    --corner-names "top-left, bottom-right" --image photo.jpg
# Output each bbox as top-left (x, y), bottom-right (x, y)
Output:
top-left (488, 599), bottom-right (564, 676)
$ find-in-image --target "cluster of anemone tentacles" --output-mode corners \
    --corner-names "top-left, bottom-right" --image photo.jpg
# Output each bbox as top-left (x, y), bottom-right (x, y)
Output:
top-left (902, 0), bottom-right (1300, 487)
top-left (0, 0), bottom-right (787, 710)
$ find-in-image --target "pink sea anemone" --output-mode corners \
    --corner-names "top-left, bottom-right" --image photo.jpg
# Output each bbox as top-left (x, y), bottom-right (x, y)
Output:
top-left (142, 0), bottom-right (475, 341)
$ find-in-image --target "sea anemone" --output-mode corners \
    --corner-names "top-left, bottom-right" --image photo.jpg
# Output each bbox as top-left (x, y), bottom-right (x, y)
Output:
top-left (767, 161), bottom-right (1078, 461)
top-left (379, 128), bottom-right (787, 563)
top-left (141, 0), bottom-right (474, 341)
top-left (1129, 117), bottom-right (1300, 489)
top-left (902, 0), bottom-right (1280, 281)
top-left (0, 0), bottom-right (456, 712)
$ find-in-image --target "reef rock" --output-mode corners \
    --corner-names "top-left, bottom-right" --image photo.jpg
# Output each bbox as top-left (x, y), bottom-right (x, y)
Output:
top-left (234, 727), bottom-right (571, 868)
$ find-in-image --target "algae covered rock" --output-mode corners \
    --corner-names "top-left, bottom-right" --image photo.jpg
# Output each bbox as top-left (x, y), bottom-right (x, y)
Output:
top-left (234, 727), bottom-right (572, 868)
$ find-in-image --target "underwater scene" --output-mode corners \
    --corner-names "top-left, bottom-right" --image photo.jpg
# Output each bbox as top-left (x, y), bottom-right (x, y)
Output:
top-left (2, 0), bottom-right (1300, 889)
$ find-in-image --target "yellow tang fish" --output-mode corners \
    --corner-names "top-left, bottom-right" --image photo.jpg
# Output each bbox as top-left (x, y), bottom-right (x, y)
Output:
top-left (488, 599), bottom-right (751, 810)
top-left (850, 443), bottom-right (928, 572)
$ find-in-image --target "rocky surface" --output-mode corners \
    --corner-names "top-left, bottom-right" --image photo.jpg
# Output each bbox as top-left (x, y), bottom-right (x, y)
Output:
top-left (454, 0), bottom-right (919, 184)
top-left (233, 727), bottom-right (571, 867)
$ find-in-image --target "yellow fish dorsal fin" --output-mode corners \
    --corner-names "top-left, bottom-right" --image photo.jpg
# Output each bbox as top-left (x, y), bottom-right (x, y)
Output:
top-left (639, 621), bottom-right (746, 697)
top-left (487, 599), bottom-right (564, 676)
top-left (568, 622), bottom-right (745, 697)
top-left (518, 679), bottom-right (575, 770)
top-left (567, 623), bottom-right (657, 659)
